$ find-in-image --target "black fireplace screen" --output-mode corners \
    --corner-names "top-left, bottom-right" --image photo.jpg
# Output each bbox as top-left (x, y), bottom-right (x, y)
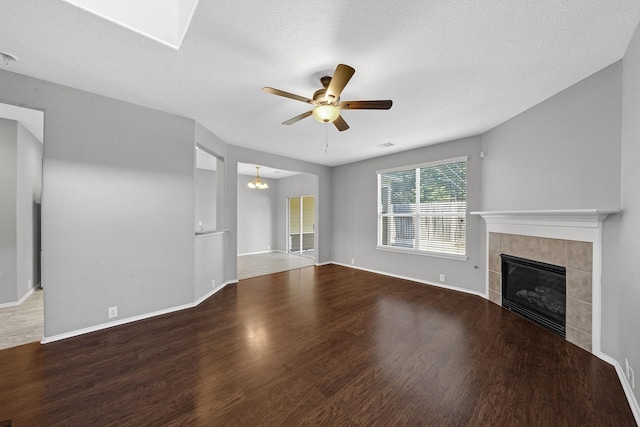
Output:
top-left (501, 254), bottom-right (566, 337)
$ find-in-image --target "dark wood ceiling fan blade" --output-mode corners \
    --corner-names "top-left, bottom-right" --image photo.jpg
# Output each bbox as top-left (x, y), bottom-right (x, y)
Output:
top-left (282, 110), bottom-right (313, 125)
top-left (333, 115), bottom-right (349, 131)
top-left (339, 100), bottom-right (393, 110)
top-left (326, 64), bottom-right (355, 102)
top-left (263, 87), bottom-right (315, 104)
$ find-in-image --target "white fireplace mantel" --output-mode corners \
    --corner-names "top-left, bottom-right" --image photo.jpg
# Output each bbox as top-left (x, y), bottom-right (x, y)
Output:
top-left (471, 208), bottom-right (620, 357)
top-left (471, 209), bottom-right (619, 228)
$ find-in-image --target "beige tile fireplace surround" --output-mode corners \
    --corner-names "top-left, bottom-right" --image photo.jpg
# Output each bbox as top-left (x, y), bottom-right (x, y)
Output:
top-left (472, 209), bottom-right (619, 356)
top-left (488, 233), bottom-right (593, 351)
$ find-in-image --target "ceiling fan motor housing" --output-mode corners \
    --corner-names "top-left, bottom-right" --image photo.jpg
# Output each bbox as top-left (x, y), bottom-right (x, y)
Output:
top-left (314, 85), bottom-right (339, 106)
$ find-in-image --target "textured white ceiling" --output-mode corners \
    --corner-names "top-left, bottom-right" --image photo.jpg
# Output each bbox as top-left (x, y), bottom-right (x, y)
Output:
top-left (1, 0), bottom-right (639, 166)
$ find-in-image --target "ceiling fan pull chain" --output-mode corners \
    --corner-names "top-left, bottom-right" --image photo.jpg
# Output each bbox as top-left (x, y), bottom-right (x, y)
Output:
top-left (325, 125), bottom-right (329, 154)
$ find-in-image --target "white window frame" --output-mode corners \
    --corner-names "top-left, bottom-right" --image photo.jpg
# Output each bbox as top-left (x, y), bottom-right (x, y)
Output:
top-left (376, 156), bottom-right (468, 260)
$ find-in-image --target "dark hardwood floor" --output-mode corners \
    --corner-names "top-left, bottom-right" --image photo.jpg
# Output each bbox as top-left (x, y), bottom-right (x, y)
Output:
top-left (0, 264), bottom-right (635, 426)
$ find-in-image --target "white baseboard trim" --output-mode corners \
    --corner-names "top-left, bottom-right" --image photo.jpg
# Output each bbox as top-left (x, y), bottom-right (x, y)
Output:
top-left (315, 261), bottom-right (332, 266)
top-left (194, 280), bottom-right (237, 306)
top-left (41, 279), bottom-right (237, 345)
top-left (330, 262), bottom-right (486, 299)
top-left (238, 250), bottom-right (277, 256)
top-left (0, 286), bottom-right (37, 308)
top-left (599, 353), bottom-right (640, 425)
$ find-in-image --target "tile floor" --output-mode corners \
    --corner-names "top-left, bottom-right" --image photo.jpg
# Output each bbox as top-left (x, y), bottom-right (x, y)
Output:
top-left (237, 251), bottom-right (315, 280)
top-left (0, 288), bottom-right (43, 350)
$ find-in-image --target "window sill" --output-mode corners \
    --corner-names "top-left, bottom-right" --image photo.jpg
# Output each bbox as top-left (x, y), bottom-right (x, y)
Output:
top-left (376, 245), bottom-right (467, 261)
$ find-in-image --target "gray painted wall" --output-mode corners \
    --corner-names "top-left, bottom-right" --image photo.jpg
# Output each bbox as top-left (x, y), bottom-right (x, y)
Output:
top-left (0, 119), bottom-right (42, 304)
top-left (0, 70), bottom-right (197, 337)
top-left (480, 62), bottom-right (622, 211)
top-left (331, 136), bottom-right (484, 293)
top-left (237, 174), bottom-right (277, 255)
top-left (621, 20), bottom-right (640, 406)
top-left (0, 119), bottom-right (18, 303)
top-left (276, 173), bottom-right (317, 253)
top-left (194, 232), bottom-right (225, 301)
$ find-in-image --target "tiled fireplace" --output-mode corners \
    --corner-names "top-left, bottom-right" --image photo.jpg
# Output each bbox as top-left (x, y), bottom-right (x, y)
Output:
top-left (472, 210), bottom-right (619, 355)
top-left (489, 232), bottom-right (591, 350)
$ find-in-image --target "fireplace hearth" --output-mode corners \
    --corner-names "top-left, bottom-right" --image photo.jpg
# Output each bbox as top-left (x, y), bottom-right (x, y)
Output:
top-left (501, 254), bottom-right (566, 337)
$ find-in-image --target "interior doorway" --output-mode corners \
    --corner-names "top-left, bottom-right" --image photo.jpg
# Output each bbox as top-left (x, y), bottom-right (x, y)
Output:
top-left (237, 164), bottom-right (318, 279)
top-left (0, 102), bottom-right (45, 350)
top-left (288, 195), bottom-right (315, 259)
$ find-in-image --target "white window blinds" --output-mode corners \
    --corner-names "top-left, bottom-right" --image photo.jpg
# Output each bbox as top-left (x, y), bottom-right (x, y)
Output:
top-left (378, 158), bottom-right (467, 257)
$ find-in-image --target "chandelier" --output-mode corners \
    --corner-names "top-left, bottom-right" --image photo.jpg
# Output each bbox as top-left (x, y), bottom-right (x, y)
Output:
top-left (247, 166), bottom-right (268, 189)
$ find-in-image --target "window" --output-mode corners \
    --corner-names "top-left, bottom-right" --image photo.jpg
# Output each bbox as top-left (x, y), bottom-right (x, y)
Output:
top-left (377, 157), bottom-right (467, 258)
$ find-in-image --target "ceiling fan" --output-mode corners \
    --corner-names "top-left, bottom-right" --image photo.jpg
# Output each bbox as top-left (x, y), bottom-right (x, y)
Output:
top-left (263, 64), bottom-right (392, 132)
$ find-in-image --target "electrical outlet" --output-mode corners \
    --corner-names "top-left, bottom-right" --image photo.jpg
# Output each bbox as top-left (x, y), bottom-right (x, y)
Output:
top-left (626, 359), bottom-right (630, 378)
top-left (267, 245), bottom-right (271, 250)
top-left (626, 359), bottom-right (635, 389)
top-left (351, 258), bottom-right (355, 265)
top-left (440, 274), bottom-right (446, 282)
top-left (28, 279), bottom-right (32, 288)
top-left (108, 306), bottom-right (118, 319)
top-left (212, 279), bottom-right (216, 288)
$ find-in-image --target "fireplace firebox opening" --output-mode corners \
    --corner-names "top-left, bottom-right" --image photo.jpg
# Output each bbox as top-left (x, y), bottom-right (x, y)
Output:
top-left (501, 254), bottom-right (566, 338)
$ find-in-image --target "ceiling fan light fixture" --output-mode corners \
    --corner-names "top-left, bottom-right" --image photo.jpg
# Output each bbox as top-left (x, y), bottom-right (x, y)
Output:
top-left (312, 104), bottom-right (340, 123)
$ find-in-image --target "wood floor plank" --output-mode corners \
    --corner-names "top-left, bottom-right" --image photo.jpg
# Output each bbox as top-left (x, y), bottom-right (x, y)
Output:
top-left (0, 264), bottom-right (635, 426)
